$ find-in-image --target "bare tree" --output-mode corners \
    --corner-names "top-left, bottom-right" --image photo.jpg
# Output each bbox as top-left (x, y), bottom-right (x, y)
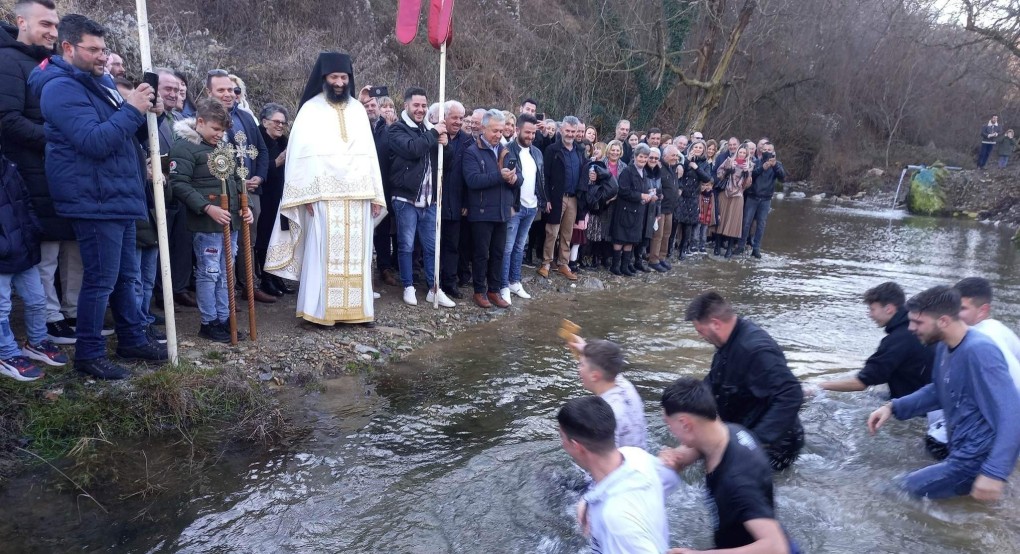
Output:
top-left (961, 0), bottom-right (1020, 59)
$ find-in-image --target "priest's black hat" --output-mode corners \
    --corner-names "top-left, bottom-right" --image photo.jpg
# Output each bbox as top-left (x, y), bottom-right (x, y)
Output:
top-left (299, 51), bottom-right (356, 108)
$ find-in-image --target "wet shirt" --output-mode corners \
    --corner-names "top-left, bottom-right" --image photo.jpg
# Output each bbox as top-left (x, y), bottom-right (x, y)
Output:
top-left (705, 424), bottom-right (777, 549)
top-left (600, 375), bottom-right (648, 450)
top-left (857, 308), bottom-right (934, 399)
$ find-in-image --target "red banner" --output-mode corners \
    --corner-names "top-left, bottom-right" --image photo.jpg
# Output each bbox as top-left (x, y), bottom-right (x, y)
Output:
top-left (427, 0), bottom-right (455, 49)
top-left (395, 0), bottom-right (423, 45)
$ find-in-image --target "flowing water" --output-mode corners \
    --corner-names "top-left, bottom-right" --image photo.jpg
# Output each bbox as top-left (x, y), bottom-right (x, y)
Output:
top-left (3, 200), bottom-right (1020, 553)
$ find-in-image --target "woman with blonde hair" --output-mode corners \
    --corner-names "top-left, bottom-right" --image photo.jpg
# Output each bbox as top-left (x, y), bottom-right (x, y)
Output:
top-left (228, 74), bottom-right (254, 116)
top-left (713, 146), bottom-right (753, 258)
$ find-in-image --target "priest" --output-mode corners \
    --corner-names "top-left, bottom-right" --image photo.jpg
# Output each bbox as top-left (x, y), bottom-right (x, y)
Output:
top-left (265, 52), bottom-right (386, 326)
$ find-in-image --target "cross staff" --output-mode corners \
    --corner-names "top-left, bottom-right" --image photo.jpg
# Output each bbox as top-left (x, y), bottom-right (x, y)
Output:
top-left (231, 131), bottom-right (259, 342)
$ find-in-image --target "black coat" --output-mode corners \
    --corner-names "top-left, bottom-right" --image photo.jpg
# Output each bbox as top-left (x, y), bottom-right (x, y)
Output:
top-left (857, 308), bottom-right (934, 399)
top-left (675, 157), bottom-right (712, 225)
top-left (542, 139), bottom-right (588, 223)
top-left (706, 318), bottom-right (804, 448)
top-left (660, 162), bottom-right (680, 214)
top-left (504, 139), bottom-right (549, 212)
top-left (256, 125), bottom-right (288, 252)
top-left (441, 130), bottom-right (473, 220)
top-left (583, 161), bottom-right (616, 215)
top-left (0, 23), bottom-right (69, 241)
top-left (386, 116), bottom-right (440, 203)
top-left (462, 136), bottom-right (518, 223)
top-left (0, 155), bottom-right (42, 273)
top-left (609, 163), bottom-right (647, 244)
top-left (748, 158), bottom-right (786, 199)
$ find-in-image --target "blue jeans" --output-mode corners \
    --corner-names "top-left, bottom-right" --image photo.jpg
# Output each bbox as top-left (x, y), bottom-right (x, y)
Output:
top-left (998, 155), bottom-right (1009, 169)
top-left (0, 266), bottom-right (47, 359)
top-left (71, 219), bottom-right (147, 360)
top-left (899, 456), bottom-right (983, 499)
top-left (977, 143), bottom-right (994, 168)
top-left (392, 200), bottom-right (436, 288)
top-left (502, 206), bottom-right (538, 289)
top-left (740, 196), bottom-right (772, 250)
top-left (135, 247), bottom-right (158, 327)
top-left (194, 231), bottom-right (238, 325)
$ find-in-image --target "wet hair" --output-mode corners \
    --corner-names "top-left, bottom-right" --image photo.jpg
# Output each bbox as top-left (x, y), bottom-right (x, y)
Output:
top-left (403, 86), bottom-right (427, 102)
top-left (661, 377), bottom-right (718, 420)
top-left (557, 396), bottom-right (616, 455)
top-left (58, 14), bottom-right (105, 47)
top-left (582, 339), bottom-right (625, 378)
top-left (954, 277), bottom-right (992, 307)
top-left (259, 102), bottom-right (288, 123)
top-left (195, 97), bottom-right (231, 128)
top-left (517, 113), bottom-right (538, 128)
top-left (863, 282), bottom-right (905, 308)
top-left (685, 291), bottom-right (736, 322)
top-left (905, 286), bottom-right (960, 320)
top-left (15, 0), bottom-right (56, 13)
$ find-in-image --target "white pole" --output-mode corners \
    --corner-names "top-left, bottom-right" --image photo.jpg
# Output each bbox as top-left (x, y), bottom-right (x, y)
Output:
top-left (135, 0), bottom-right (178, 363)
top-left (432, 38), bottom-right (447, 308)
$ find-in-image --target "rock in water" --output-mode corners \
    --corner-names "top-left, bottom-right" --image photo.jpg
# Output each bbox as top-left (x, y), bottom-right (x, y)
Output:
top-left (774, 192), bottom-right (785, 200)
top-left (907, 166), bottom-right (948, 216)
top-left (789, 191), bottom-right (806, 199)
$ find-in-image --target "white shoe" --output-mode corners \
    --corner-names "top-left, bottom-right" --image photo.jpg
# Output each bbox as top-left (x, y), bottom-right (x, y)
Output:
top-left (373, 291), bottom-right (381, 299)
top-left (508, 282), bottom-right (531, 299)
top-left (500, 287), bottom-right (513, 306)
top-left (403, 286), bottom-right (417, 306)
top-left (426, 288), bottom-right (456, 308)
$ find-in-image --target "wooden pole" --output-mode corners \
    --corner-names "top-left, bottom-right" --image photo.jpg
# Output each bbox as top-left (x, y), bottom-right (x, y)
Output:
top-left (221, 181), bottom-right (238, 345)
top-left (135, 0), bottom-right (177, 363)
top-left (239, 192), bottom-right (257, 341)
top-left (432, 39), bottom-right (447, 308)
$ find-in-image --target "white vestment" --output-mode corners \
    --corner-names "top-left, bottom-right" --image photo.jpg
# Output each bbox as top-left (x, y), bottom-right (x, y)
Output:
top-left (265, 94), bottom-right (386, 324)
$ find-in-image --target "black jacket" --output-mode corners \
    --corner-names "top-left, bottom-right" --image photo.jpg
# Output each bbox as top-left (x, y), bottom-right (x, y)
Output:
top-left (0, 155), bottom-right (42, 273)
top-left (706, 318), bottom-right (804, 447)
top-left (462, 136), bottom-right (518, 223)
top-left (660, 162), bottom-right (680, 214)
top-left (542, 139), bottom-right (588, 222)
top-left (609, 163), bottom-right (648, 245)
top-left (504, 139), bottom-right (548, 212)
top-left (748, 158), bottom-right (786, 199)
top-left (583, 160), bottom-right (616, 215)
top-left (0, 23), bottom-right (68, 241)
top-left (675, 157), bottom-right (712, 225)
top-left (441, 130), bottom-right (473, 220)
top-left (857, 308), bottom-right (935, 399)
top-left (386, 115), bottom-right (440, 204)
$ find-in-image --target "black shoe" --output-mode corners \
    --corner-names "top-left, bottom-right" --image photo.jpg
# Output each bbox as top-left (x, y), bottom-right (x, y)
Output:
top-left (752, 248), bottom-right (762, 259)
top-left (620, 252), bottom-right (636, 276)
top-left (116, 340), bottom-right (169, 362)
top-left (199, 322), bottom-right (231, 343)
top-left (151, 313), bottom-right (165, 326)
top-left (724, 239), bottom-right (735, 259)
top-left (216, 319), bottom-right (248, 341)
top-left (610, 251), bottom-right (623, 275)
top-left (660, 260), bottom-right (673, 270)
top-left (261, 277), bottom-right (284, 297)
top-left (733, 245), bottom-right (746, 256)
top-left (442, 286), bottom-right (464, 300)
top-left (650, 262), bottom-right (668, 272)
top-left (46, 319), bottom-right (77, 345)
top-left (634, 258), bottom-right (651, 272)
top-left (273, 276), bottom-right (295, 294)
top-left (145, 326), bottom-right (168, 344)
top-left (75, 357), bottom-right (130, 380)
top-left (568, 261), bottom-right (580, 274)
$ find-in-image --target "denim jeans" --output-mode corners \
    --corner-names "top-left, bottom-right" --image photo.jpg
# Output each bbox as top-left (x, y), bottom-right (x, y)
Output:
top-left (193, 231), bottom-right (238, 325)
top-left (502, 206), bottom-right (537, 289)
top-left (392, 200), bottom-right (436, 288)
top-left (977, 143), bottom-right (994, 168)
top-left (135, 247), bottom-right (158, 327)
top-left (898, 456), bottom-right (984, 499)
top-left (740, 196), bottom-right (772, 250)
top-left (0, 266), bottom-right (47, 359)
top-left (71, 219), bottom-right (147, 360)
top-left (998, 155), bottom-right (1010, 169)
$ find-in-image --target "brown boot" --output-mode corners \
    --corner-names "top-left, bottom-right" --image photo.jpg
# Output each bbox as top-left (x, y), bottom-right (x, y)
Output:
top-left (473, 293), bottom-right (492, 308)
top-left (382, 268), bottom-right (399, 287)
top-left (254, 289), bottom-right (278, 304)
top-left (536, 265), bottom-right (549, 278)
top-left (487, 291), bottom-right (510, 308)
top-left (557, 265), bottom-right (579, 281)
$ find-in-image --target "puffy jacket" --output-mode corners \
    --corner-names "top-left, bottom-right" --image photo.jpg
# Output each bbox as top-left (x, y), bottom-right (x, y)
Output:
top-left (386, 112), bottom-right (440, 204)
top-left (169, 119), bottom-right (242, 234)
top-left (462, 136), bottom-right (518, 223)
top-left (504, 139), bottom-right (548, 212)
top-left (542, 138), bottom-right (588, 222)
top-left (29, 55), bottom-right (147, 220)
top-left (981, 123), bottom-right (1001, 144)
top-left (441, 130), bottom-right (473, 220)
top-left (997, 135), bottom-right (1017, 157)
top-left (0, 155), bottom-right (42, 273)
top-left (0, 24), bottom-right (71, 241)
top-left (748, 157), bottom-right (786, 199)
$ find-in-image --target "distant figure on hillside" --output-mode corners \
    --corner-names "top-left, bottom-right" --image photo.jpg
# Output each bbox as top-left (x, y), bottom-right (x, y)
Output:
top-left (996, 129), bottom-right (1016, 169)
top-left (977, 115), bottom-right (1000, 169)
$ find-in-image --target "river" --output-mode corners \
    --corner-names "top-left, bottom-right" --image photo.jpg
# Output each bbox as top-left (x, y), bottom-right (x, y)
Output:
top-left (2, 200), bottom-right (1019, 553)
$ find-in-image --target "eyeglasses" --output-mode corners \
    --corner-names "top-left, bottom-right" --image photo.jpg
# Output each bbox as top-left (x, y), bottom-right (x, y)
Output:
top-left (265, 119), bottom-right (288, 126)
top-left (73, 44), bottom-right (110, 56)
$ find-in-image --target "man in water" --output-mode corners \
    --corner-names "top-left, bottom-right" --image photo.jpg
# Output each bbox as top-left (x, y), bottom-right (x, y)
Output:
top-left (954, 277), bottom-right (1020, 392)
top-left (685, 291), bottom-right (805, 470)
top-left (868, 286), bottom-right (1020, 501)
top-left (558, 396), bottom-right (673, 553)
top-left (265, 52), bottom-right (386, 326)
top-left (570, 337), bottom-right (647, 449)
top-left (660, 377), bottom-right (797, 554)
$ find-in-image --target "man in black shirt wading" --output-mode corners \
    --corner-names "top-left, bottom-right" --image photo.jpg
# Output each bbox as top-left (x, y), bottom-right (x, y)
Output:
top-left (685, 291), bottom-right (805, 470)
top-left (660, 377), bottom-right (798, 554)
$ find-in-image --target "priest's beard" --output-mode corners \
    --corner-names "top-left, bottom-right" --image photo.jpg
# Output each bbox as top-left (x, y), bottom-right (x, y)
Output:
top-left (324, 81), bottom-right (349, 105)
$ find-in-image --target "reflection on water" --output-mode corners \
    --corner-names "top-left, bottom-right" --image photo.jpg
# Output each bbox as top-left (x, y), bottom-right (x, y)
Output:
top-left (2, 201), bottom-right (1020, 553)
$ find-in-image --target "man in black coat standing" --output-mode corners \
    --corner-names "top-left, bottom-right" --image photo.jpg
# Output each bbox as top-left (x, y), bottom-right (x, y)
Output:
top-left (685, 291), bottom-right (805, 470)
top-left (438, 100), bottom-right (472, 300)
top-left (538, 115), bottom-right (587, 282)
top-left (0, 1), bottom-right (82, 345)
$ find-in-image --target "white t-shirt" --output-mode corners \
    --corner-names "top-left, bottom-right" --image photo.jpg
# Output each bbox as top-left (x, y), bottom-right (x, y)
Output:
top-left (600, 376), bottom-right (648, 450)
top-left (518, 145), bottom-right (538, 209)
top-left (584, 447), bottom-right (678, 554)
top-left (973, 319), bottom-right (1020, 394)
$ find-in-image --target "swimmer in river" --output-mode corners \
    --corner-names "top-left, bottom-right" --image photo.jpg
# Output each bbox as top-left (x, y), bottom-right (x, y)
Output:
top-left (868, 286), bottom-right (1020, 501)
top-left (568, 336), bottom-right (648, 449)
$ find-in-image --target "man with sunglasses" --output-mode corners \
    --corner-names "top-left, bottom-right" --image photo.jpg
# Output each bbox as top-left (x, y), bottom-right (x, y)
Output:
top-left (29, 14), bottom-right (168, 379)
top-left (206, 68), bottom-right (273, 304)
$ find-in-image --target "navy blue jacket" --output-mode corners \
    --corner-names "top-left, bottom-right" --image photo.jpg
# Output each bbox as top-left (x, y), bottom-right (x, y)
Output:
top-left (542, 139), bottom-right (588, 222)
top-left (462, 135), bottom-right (518, 223)
top-left (227, 105), bottom-right (268, 193)
top-left (748, 157), bottom-right (786, 199)
top-left (29, 55), bottom-right (147, 220)
top-left (0, 155), bottom-right (42, 273)
top-left (893, 330), bottom-right (1020, 482)
top-left (441, 130), bottom-right (473, 220)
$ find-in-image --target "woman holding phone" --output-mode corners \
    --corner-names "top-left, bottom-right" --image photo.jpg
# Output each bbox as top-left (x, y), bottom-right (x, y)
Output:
top-left (714, 146), bottom-right (753, 258)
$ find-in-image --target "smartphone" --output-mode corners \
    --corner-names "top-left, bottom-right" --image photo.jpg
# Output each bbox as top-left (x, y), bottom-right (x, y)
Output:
top-left (370, 86), bottom-right (389, 98)
top-left (143, 71), bottom-right (159, 106)
top-left (536, 112), bottom-right (546, 121)
top-left (506, 158), bottom-right (518, 171)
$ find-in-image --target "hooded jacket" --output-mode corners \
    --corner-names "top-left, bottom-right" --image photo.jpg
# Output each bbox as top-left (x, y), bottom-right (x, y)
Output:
top-left (856, 307), bottom-right (934, 399)
top-left (169, 118), bottom-right (242, 234)
top-left (29, 55), bottom-right (147, 220)
top-left (0, 155), bottom-right (42, 273)
top-left (387, 111), bottom-right (441, 205)
top-left (0, 23), bottom-right (71, 240)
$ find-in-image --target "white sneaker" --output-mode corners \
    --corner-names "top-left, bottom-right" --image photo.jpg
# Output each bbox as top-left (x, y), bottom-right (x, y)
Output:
top-left (508, 282), bottom-right (531, 299)
top-left (426, 288), bottom-right (456, 308)
top-left (373, 291), bottom-right (381, 299)
top-left (403, 286), bottom-right (417, 306)
top-left (499, 287), bottom-right (513, 306)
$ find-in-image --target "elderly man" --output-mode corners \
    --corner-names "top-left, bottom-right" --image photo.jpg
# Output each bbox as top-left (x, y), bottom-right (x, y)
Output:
top-left (539, 116), bottom-right (587, 281)
top-left (30, 14), bottom-right (168, 378)
top-left (266, 52), bottom-right (387, 326)
top-left (438, 100), bottom-right (472, 300)
top-left (614, 119), bottom-right (632, 163)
